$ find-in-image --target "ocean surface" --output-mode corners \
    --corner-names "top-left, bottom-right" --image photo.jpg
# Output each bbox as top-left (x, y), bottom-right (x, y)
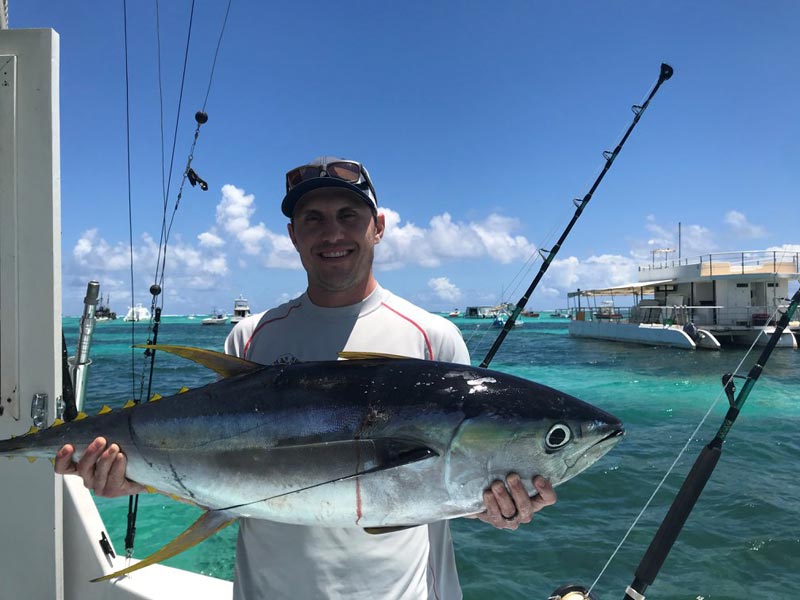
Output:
top-left (62, 314), bottom-right (800, 599)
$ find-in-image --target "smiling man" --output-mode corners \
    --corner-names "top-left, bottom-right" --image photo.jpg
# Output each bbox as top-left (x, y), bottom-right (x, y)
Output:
top-left (222, 156), bottom-right (558, 599)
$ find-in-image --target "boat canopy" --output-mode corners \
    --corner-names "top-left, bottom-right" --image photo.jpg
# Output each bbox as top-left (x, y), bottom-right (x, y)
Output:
top-left (568, 279), bottom-right (675, 298)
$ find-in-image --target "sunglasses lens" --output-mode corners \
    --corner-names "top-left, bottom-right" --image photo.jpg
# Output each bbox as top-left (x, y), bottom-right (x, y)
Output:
top-left (326, 161), bottom-right (361, 183)
top-left (287, 166), bottom-right (320, 188)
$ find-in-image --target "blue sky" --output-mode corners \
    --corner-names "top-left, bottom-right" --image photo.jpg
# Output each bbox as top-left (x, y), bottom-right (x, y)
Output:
top-left (13, 1), bottom-right (800, 316)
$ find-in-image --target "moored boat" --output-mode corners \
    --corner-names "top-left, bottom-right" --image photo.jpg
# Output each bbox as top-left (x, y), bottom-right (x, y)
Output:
top-left (567, 250), bottom-right (799, 350)
top-left (123, 303), bottom-right (151, 322)
top-left (230, 295), bottom-right (251, 324)
top-left (201, 310), bottom-right (228, 325)
top-left (95, 294), bottom-right (116, 321)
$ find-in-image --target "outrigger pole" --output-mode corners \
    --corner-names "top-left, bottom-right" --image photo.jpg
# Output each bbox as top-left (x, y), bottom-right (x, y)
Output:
top-left (480, 62), bottom-right (673, 369)
top-left (622, 287), bottom-right (800, 600)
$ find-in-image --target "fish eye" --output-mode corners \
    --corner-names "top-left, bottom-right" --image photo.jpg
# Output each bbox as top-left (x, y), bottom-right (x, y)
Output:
top-left (545, 423), bottom-right (572, 450)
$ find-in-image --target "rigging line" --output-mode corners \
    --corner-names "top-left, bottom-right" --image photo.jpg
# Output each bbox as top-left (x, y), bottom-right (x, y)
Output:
top-left (586, 336), bottom-right (760, 596)
top-left (479, 63), bottom-right (674, 369)
top-left (162, 0), bottom-right (196, 221)
top-left (122, 0), bottom-right (137, 401)
top-left (201, 0), bottom-right (233, 112)
top-left (155, 0), bottom-right (168, 210)
top-left (122, 0), bottom-right (143, 562)
top-left (152, 0), bottom-right (230, 305)
top-left (149, 0), bottom-right (197, 303)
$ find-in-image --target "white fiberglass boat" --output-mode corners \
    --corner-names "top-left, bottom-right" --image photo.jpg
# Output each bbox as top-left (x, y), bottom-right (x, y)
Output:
top-left (567, 250), bottom-right (799, 350)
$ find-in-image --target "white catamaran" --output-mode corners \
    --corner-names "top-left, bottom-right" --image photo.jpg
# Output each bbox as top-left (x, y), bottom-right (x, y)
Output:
top-left (567, 250), bottom-right (800, 350)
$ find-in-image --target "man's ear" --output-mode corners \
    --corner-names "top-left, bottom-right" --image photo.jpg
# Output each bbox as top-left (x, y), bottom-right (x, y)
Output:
top-left (374, 213), bottom-right (386, 243)
top-left (287, 222), bottom-right (299, 249)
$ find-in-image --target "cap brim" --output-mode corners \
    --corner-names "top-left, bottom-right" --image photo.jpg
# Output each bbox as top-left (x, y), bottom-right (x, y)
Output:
top-left (281, 178), bottom-right (376, 217)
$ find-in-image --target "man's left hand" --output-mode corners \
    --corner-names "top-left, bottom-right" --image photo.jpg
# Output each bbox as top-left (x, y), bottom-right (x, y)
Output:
top-left (466, 474), bottom-right (556, 530)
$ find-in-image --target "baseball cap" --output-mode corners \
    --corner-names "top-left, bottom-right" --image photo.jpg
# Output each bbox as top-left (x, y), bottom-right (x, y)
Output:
top-left (281, 156), bottom-right (378, 218)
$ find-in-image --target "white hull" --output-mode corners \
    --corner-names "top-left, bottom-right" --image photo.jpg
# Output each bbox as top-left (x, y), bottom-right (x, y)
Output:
top-left (569, 320), bottom-right (722, 350)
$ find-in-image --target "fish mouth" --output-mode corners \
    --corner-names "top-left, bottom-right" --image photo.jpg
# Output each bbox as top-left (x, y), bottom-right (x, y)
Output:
top-left (595, 426), bottom-right (625, 447)
top-left (563, 425), bottom-right (625, 471)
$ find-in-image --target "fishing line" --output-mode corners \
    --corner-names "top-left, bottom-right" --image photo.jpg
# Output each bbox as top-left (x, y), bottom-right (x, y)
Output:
top-left (119, 0), bottom-right (234, 561)
top-left (585, 338), bottom-right (760, 596)
top-left (122, 0), bottom-right (137, 402)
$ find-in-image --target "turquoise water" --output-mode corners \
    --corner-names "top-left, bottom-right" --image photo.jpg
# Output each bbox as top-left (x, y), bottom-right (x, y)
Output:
top-left (63, 316), bottom-right (800, 599)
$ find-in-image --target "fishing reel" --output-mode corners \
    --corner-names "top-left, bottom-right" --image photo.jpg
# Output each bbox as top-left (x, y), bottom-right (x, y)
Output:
top-left (548, 584), bottom-right (598, 600)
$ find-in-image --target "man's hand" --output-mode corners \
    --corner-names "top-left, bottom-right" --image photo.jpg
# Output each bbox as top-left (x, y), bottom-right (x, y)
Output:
top-left (466, 474), bottom-right (556, 530)
top-left (54, 437), bottom-right (146, 498)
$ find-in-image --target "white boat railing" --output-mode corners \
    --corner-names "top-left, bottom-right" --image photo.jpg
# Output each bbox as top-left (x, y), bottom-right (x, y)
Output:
top-left (640, 250), bottom-right (800, 276)
top-left (574, 304), bottom-right (797, 328)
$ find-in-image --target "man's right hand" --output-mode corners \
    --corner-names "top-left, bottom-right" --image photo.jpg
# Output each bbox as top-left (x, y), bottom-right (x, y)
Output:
top-left (55, 437), bottom-right (146, 497)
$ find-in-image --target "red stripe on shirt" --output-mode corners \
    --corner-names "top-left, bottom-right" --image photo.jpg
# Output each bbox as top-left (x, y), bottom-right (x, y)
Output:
top-left (242, 302), bottom-right (302, 359)
top-left (380, 302), bottom-right (434, 360)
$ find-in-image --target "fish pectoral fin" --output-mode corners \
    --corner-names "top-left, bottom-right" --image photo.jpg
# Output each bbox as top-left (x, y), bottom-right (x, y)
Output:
top-left (91, 510), bottom-right (237, 582)
top-left (337, 351), bottom-right (415, 360)
top-left (364, 525), bottom-right (421, 535)
top-left (134, 344), bottom-right (263, 378)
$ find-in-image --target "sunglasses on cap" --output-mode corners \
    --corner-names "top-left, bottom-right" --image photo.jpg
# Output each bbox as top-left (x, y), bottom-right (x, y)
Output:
top-left (285, 159), bottom-right (378, 201)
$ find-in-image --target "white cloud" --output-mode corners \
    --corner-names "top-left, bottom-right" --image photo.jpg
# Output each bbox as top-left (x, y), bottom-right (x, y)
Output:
top-left (724, 210), bottom-right (767, 238)
top-left (428, 277), bottom-right (462, 302)
top-left (377, 209), bottom-right (536, 270)
top-left (198, 231), bottom-right (224, 247)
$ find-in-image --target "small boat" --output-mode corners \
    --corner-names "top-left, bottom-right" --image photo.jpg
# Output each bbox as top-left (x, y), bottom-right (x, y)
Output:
top-left (492, 312), bottom-right (524, 328)
top-left (447, 308), bottom-right (461, 318)
top-left (464, 306), bottom-right (499, 319)
top-left (123, 303), bottom-right (151, 322)
top-left (201, 310), bottom-right (228, 326)
top-left (230, 295), bottom-right (251, 324)
top-left (95, 294), bottom-right (117, 321)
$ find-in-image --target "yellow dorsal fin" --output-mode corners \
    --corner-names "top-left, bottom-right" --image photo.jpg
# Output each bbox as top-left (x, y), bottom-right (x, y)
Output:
top-left (98, 405), bottom-right (112, 415)
top-left (51, 418), bottom-right (65, 427)
top-left (75, 412), bottom-right (89, 421)
top-left (338, 351), bottom-right (411, 360)
top-left (123, 400), bottom-right (136, 409)
top-left (178, 387), bottom-right (189, 394)
top-left (149, 393), bottom-right (163, 402)
top-left (133, 344), bottom-right (262, 378)
top-left (91, 510), bottom-right (237, 582)
top-left (27, 426), bottom-right (39, 435)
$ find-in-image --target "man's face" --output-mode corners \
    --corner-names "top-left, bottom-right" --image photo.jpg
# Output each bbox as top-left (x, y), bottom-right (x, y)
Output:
top-left (287, 190), bottom-right (385, 306)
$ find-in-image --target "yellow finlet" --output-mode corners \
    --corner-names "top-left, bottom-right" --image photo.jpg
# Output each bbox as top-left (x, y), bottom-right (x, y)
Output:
top-left (178, 387), bottom-right (190, 394)
top-left (338, 351), bottom-right (412, 360)
top-left (133, 344), bottom-right (263, 378)
top-left (75, 412), bottom-right (89, 421)
top-left (51, 418), bottom-right (65, 427)
top-left (143, 485), bottom-right (158, 494)
top-left (149, 393), bottom-right (163, 402)
top-left (27, 457), bottom-right (37, 464)
top-left (123, 400), bottom-right (136, 409)
top-left (27, 426), bottom-right (39, 435)
top-left (98, 405), bottom-right (113, 415)
top-left (91, 510), bottom-right (236, 582)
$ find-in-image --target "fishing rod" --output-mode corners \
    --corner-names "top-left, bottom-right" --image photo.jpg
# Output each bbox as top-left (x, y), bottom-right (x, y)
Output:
top-left (618, 287), bottom-right (800, 600)
top-left (547, 289), bottom-right (800, 600)
top-left (480, 62), bottom-right (673, 369)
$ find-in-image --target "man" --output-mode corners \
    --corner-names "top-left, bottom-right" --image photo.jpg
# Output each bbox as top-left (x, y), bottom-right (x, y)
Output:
top-left (55, 156), bottom-right (556, 599)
